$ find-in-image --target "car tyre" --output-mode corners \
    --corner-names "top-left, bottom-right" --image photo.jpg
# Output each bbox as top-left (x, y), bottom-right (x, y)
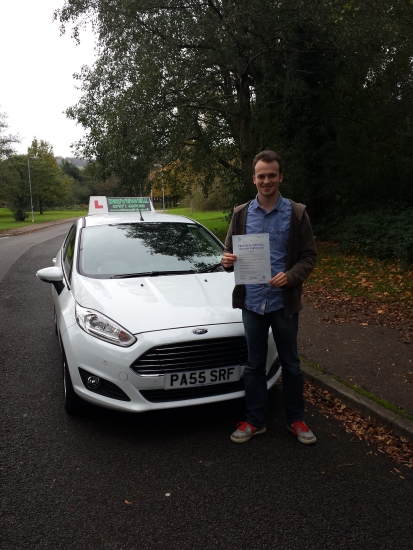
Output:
top-left (63, 353), bottom-right (86, 415)
top-left (53, 306), bottom-right (58, 335)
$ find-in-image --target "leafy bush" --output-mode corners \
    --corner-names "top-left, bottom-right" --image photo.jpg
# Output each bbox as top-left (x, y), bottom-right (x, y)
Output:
top-left (182, 181), bottom-right (229, 211)
top-left (315, 208), bottom-right (413, 265)
top-left (9, 205), bottom-right (28, 222)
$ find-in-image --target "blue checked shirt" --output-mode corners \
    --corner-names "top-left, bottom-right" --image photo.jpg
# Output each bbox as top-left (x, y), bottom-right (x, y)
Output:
top-left (244, 193), bottom-right (292, 314)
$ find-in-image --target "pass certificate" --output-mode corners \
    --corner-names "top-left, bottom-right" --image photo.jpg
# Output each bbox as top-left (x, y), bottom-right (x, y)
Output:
top-left (232, 234), bottom-right (271, 285)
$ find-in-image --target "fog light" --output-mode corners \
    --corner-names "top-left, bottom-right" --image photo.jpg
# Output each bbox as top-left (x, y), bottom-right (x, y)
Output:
top-left (87, 375), bottom-right (101, 389)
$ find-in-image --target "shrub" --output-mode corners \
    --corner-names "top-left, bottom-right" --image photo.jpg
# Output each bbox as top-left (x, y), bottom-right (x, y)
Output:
top-left (315, 208), bottom-right (413, 265)
top-left (183, 181), bottom-right (229, 211)
top-left (9, 206), bottom-right (28, 222)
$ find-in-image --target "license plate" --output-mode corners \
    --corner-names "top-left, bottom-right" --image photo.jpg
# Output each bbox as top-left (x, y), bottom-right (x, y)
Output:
top-left (164, 366), bottom-right (240, 390)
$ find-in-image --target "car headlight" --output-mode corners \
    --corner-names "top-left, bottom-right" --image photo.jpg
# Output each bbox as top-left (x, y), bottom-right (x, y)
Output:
top-left (75, 303), bottom-right (136, 347)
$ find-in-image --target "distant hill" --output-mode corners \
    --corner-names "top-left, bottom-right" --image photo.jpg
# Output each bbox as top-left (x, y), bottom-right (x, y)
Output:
top-left (56, 157), bottom-right (88, 168)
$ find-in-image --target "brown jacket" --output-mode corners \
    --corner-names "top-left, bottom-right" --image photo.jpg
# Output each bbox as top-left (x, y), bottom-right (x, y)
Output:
top-left (224, 199), bottom-right (317, 317)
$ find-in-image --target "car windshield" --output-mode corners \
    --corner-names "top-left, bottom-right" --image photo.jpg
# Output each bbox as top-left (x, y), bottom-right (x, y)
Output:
top-left (79, 222), bottom-right (224, 278)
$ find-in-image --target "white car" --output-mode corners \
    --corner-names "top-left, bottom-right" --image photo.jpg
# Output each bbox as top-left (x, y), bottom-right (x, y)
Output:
top-left (36, 196), bottom-right (280, 414)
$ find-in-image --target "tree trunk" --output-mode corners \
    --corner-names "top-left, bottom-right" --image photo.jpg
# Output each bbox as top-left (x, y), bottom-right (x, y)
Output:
top-left (237, 70), bottom-right (256, 204)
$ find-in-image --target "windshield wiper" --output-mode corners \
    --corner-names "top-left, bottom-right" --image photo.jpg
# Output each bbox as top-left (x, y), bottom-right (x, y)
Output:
top-left (111, 270), bottom-right (196, 279)
top-left (196, 263), bottom-right (224, 273)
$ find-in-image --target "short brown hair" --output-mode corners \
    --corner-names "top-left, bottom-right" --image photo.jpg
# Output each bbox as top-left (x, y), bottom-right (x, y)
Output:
top-left (253, 150), bottom-right (283, 174)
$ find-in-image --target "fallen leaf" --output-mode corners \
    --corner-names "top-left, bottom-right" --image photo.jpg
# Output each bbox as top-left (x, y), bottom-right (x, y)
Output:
top-left (304, 381), bottom-right (413, 468)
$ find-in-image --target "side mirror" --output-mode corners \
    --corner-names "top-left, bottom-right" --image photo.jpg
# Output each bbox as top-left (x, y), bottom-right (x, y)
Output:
top-left (36, 267), bottom-right (65, 295)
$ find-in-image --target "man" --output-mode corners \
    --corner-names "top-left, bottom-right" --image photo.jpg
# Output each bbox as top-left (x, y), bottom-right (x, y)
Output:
top-left (221, 150), bottom-right (317, 444)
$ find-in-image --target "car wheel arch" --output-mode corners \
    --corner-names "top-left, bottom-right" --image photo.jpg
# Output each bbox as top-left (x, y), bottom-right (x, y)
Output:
top-left (61, 342), bottom-right (86, 415)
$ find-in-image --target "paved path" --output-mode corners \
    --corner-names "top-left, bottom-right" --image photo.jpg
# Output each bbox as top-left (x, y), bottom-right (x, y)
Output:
top-left (299, 301), bottom-right (413, 439)
top-left (299, 302), bottom-right (412, 415)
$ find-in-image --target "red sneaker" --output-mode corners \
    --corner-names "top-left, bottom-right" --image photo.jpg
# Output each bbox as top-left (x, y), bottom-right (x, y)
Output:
top-left (287, 421), bottom-right (317, 444)
top-left (230, 422), bottom-right (266, 443)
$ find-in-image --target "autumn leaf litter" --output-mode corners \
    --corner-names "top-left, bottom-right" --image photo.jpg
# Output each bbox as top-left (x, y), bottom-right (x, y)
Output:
top-left (300, 249), bottom-right (413, 471)
top-left (304, 381), bottom-right (413, 472)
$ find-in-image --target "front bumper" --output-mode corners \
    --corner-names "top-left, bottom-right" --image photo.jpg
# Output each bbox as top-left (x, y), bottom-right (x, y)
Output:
top-left (62, 322), bottom-right (279, 412)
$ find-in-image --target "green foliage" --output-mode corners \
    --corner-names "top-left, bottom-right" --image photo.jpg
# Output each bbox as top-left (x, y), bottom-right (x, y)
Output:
top-left (62, 160), bottom-right (121, 205)
top-left (0, 155), bottom-right (31, 216)
top-left (9, 205), bottom-right (28, 222)
top-left (184, 186), bottom-right (226, 212)
top-left (61, 159), bottom-right (83, 182)
top-left (0, 108), bottom-right (20, 159)
top-left (182, 178), bottom-right (230, 212)
top-left (315, 209), bottom-right (413, 264)
top-left (56, 0), bottom-right (338, 203)
top-left (25, 139), bottom-right (71, 213)
top-left (0, 141), bottom-right (80, 216)
top-left (55, 0), bottom-right (413, 214)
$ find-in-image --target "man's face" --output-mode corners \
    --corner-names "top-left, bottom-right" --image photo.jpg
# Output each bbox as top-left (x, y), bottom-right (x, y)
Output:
top-left (253, 160), bottom-right (283, 200)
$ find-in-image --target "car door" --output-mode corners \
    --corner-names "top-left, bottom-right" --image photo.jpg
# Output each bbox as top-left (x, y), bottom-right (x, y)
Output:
top-left (54, 223), bottom-right (78, 337)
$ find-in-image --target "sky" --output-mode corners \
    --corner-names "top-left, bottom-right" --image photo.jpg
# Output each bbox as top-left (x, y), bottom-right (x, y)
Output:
top-left (1, 1), bottom-right (96, 158)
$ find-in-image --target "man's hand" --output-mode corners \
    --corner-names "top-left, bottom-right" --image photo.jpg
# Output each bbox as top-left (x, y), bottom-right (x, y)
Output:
top-left (221, 251), bottom-right (237, 268)
top-left (269, 272), bottom-right (287, 287)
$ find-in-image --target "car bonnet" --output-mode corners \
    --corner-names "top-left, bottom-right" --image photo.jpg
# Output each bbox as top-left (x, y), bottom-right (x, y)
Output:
top-left (72, 271), bottom-right (241, 334)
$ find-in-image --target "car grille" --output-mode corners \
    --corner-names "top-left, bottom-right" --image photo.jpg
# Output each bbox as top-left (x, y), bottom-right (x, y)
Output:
top-left (135, 346), bottom-right (280, 404)
top-left (130, 336), bottom-right (248, 375)
top-left (140, 380), bottom-right (245, 402)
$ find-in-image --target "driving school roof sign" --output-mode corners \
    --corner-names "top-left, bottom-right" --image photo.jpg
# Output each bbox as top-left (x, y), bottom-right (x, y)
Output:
top-left (88, 196), bottom-right (155, 215)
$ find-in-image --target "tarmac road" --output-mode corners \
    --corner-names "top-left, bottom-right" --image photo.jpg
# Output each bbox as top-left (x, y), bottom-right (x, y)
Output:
top-left (0, 220), bottom-right (74, 284)
top-left (1, 231), bottom-right (413, 549)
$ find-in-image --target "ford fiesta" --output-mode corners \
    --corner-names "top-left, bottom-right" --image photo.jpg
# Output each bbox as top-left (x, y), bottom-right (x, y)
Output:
top-left (36, 196), bottom-right (280, 414)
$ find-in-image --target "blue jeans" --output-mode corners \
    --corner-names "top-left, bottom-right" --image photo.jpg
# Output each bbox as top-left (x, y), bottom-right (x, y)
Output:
top-left (242, 308), bottom-right (304, 428)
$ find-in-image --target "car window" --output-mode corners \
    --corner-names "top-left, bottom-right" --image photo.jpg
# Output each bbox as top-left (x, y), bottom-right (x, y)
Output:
top-left (79, 222), bottom-right (224, 278)
top-left (63, 225), bottom-right (77, 280)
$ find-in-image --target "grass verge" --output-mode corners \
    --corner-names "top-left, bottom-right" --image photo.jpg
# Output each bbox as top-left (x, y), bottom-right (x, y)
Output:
top-left (299, 356), bottom-right (326, 374)
top-left (332, 376), bottom-right (413, 422)
top-left (301, 357), bottom-right (413, 422)
top-left (0, 208), bottom-right (86, 232)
